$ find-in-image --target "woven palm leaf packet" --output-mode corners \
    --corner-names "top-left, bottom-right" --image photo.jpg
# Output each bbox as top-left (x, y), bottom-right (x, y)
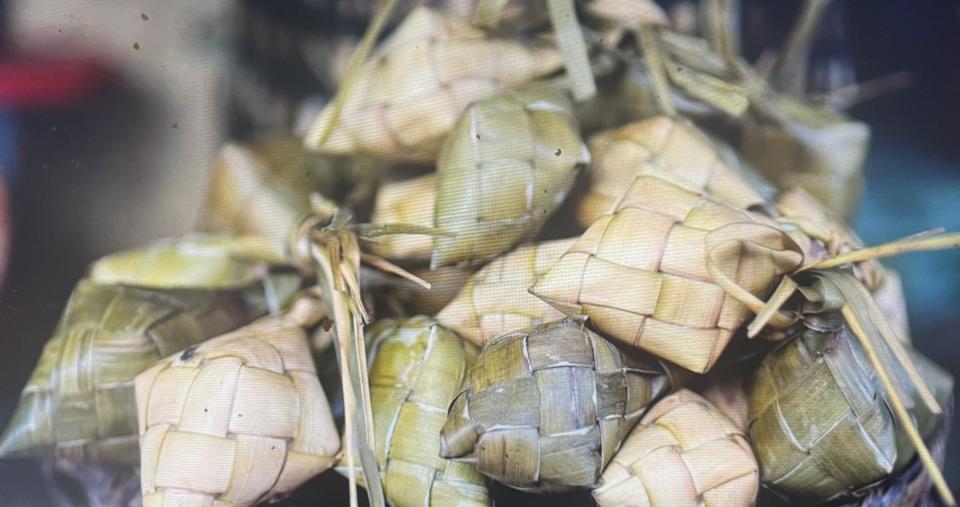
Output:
top-left (3, 1), bottom-right (959, 506)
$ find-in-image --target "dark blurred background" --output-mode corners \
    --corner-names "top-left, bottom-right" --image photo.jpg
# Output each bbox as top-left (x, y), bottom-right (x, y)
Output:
top-left (0, 0), bottom-right (957, 505)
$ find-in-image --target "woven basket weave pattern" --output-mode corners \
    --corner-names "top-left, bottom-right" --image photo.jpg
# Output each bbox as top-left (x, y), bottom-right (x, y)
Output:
top-left (0, 280), bottom-right (261, 464)
top-left (366, 316), bottom-right (489, 507)
top-left (136, 315), bottom-right (339, 507)
top-left (748, 325), bottom-right (896, 501)
top-left (307, 7), bottom-right (563, 161)
top-left (742, 102), bottom-right (869, 219)
top-left (432, 86), bottom-right (587, 267)
top-left (593, 390), bottom-right (758, 507)
top-left (532, 175), bottom-right (802, 373)
top-left (198, 141), bottom-right (315, 251)
top-left (579, 115), bottom-right (765, 226)
top-left (436, 238), bottom-right (574, 347)
top-left (441, 321), bottom-right (668, 493)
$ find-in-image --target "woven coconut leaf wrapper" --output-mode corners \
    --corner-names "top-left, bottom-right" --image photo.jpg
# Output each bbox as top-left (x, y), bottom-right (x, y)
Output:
top-left (89, 234), bottom-right (291, 290)
top-left (436, 238), bottom-right (574, 347)
top-left (135, 298), bottom-right (339, 507)
top-left (0, 278), bottom-right (281, 464)
top-left (747, 315), bottom-right (954, 503)
top-left (593, 389), bottom-right (759, 507)
top-left (578, 115), bottom-right (766, 227)
top-left (340, 316), bottom-right (490, 507)
top-left (197, 139), bottom-right (343, 254)
top-left (844, 393), bottom-right (953, 507)
top-left (774, 187), bottom-right (883, 290)
top-left (432, 84), bottom-right (588, 267)
top-left (305, 6), bottom-right (563, 162)
top-left (370, 174), bottom-right (436, 261)
top-left (743, 96), bottom-right (870, 220)
top-left (531, 175), bottom-right (803, 373)
top-left (439, 320), bottom-right (670, 493)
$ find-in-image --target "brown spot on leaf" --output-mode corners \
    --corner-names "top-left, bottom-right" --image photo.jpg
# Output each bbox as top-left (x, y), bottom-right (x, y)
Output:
top-left (554, 148), bottom-right (562, 156)
top-left (141, 13), bottom-right (150, 21)
top-left (319, 316), bottom-right (334, 332)
top-left (170, 122), bottom-right (179, 129)
top-left (132, 42), bottom-right (140, 50)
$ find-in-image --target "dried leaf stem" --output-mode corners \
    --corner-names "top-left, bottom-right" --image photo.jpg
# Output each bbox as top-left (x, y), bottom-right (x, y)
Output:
top-left (842, 304), bottom-right (955, 507)
top-left (548, 0), bottom-right (597, 101)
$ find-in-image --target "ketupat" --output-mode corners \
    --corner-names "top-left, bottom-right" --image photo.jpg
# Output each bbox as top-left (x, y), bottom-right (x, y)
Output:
top-left (0, 279), bottom-right (275, 463)
top-left (371, 174), bottom-right (436, 261)
top-left (197, 139), bottom-right (341, 254)
top-left (747, 313), bottom-right (952, 502)
top-left (89, 234), bottom-right (288, 290)
top-left (531, 175), bottom-right (803, 373)
top-left (593, 390), bottom-right (758, 507)
top-left (351, 316), bottom-right (489, 507)
top-left (436, 238), bottom-right (574, 347)
top-left (432, 85), bottom-right (588, 267)
top-left (305, 6), bottom-right (564, 162)
top-left (742, 96), bottom-right (870, 220)
top-left (578, 115), bottom-right (766, 226)
top-left (440, 320), bottom-right (670, 493)
top-left (135, 297), bottom-right (339, 507)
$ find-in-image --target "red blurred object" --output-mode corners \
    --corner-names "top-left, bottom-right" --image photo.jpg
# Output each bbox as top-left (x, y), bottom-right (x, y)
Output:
top-left (0, 174), bottom-right (8, 289)
top-left (0, 56), bottom-right (109, 107)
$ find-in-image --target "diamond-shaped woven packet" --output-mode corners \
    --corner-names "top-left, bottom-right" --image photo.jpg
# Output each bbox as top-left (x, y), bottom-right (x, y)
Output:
top-left (593, 389), bottom-right (758, 507)
top-left (440, 321), bottom-right (669, 493)
top-left (305, 7), bottom-right (563, 162)
top-left (0, 279), bottom-right (270, 464)
top-left (579, 116), bottom-right (766, 226)
top-left (532, 175), bottom-right (803, 373)
top-left (197, 139), bottom-right (341, 254)
top-left (742, 97), bottom-right (869, 220)
top-left (432, 85), bottom-right (588, 267)
top-left (748, 316), bottom-right (953, 502)
top-left (436, 238), bottom-right (575, 347)
top-left (346, 316), bottom-right (490, 507)
top-left (135, 299), bottom-right (339, 507)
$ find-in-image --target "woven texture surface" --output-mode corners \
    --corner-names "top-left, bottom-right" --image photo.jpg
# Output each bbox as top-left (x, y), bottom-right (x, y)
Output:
top-left (88, 235), bottom-right (291, 290)
top-left (742, 97), bottom-right (869, 219)
top-left (440, 321), bottom-right (668, 493)
top-left (774, 187), bottom-right (883, 290)
top-left (371, 174), bottom-right (436, 261)
top-left (365, 316), bottom-right (489, 507)
top-left (136, 311), bottom-right (339, 507)
top-left (593, 390), bottom-right (758, 507)
top-left (0, 280), bottom-right (263, 464)
top-left (436, 238), bottom-right (574, 347)
top-left (579, 115), bottom-right (765, 226)
top-left (306, 7), bottom-right (563, 162)
top-left (198, 140), bottom-right (332, 253)
top-left (432, 85), bottom-right (587, 267)
top-left (532, 175), bottom-right (803, 373)
top-left (748, 324), bottom-right (896, 501)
